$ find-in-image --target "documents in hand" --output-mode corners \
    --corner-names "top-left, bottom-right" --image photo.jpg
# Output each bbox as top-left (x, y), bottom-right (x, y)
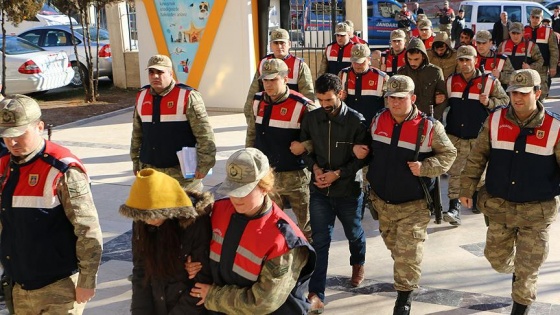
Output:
top-left (177, 147), bottom-right (212, 179)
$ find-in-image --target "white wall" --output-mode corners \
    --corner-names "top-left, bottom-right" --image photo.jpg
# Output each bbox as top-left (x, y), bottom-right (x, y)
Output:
top-left (135, 0), bottom-right (256, 111)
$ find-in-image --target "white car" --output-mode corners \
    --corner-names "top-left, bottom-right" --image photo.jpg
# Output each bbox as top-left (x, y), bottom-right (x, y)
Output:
top-left (19, 25), bottom-right (112, 87)
top-left (1, 36), bottom-right (74, 94)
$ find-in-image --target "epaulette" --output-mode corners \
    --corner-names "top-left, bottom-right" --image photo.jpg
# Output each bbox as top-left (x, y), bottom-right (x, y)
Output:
top-left (339, 67), bottom-right (351, 74)
top-left (139, 84), bottom-right (151, 91)
top-left (287, 90), bottom-right (311, 104)
top-left (176, 83), bottom-right (196, 91)
top-left (496, 54), bottom-right (508, 60)
top-left (253, 91), bottom-right (264, 101)
top-left (491, 105), bottom-right (508, 113)
top-left (545, 109), bottom-right (560, 121)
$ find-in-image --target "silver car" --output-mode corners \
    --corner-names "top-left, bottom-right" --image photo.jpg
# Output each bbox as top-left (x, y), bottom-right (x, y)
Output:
top-left (18, 25), bottom-right (112, 87)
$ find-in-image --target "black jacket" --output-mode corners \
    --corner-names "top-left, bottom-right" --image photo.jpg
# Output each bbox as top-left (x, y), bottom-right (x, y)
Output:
top-left (300, 103), bottom-right (370, 198)
top-left (492, 20), bottom-right (512, 47)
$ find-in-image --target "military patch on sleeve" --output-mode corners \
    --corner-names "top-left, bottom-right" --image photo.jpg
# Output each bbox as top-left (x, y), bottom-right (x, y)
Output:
top-left (67, 180), bottom-right (90, 198)
top-left (270, 263), bottom-right (289, 278)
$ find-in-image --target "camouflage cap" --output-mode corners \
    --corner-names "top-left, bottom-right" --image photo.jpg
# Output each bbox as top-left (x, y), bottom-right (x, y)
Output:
top-left (258, 58), bottom-right (289, 80)
top-left (270, 28), bottom-right (290, 43)
top-left (391, 29), bottom-right (406, 41)
top-left (457, 45), bottom-right (477, 60)
top-left (335, 22), bottom-right (351, 35)
top-left (531, 8), bottom-right (543, 17)
top-left (0, 95), bottom-right (42, 138)
top-left (217, 148), bottom-right (270, 198)
top-left (385, 75), bottom-right (415, 97)
top-left (506, 69), bottom-right (541, 93)
top-left (146, 54), bottom-right (172, 71)
top-left (509, 22), bottom-right (524, 33)
top-left (351, 44), bottom-right (371, 63)
top-left (418, 19), bottom-right (432, 30)
top-left (475, 30), bottom-right (492, 43)
top-left (417, 14), bottom-right (428, 21)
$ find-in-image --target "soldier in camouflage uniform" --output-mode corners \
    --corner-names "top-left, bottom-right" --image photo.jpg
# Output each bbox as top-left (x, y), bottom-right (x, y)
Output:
top-left (244, 29), bottom-right (315, 147)
top-left (0, 95), bottom-right (103, 314)
top-left (130, 54), bottom-right (216, 191)
top-left (460, 69), bottom-right (560, 315)
top-left (354, 76), bottom-right (456, 315)
top-left (443, 45), bottom-right (509, 225)
top-left (190, 148), bottom-right (316, 315)
top-left (246, 58), bottom-right (315, 240)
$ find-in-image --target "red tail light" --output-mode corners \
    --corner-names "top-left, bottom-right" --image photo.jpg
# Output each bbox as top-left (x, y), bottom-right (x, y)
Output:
top-left (18, 60), bottom-right (41, 74)
top-left (68, 61), bottom-right (72, 68)
top-left (99, 44), bottom-right (111, 57)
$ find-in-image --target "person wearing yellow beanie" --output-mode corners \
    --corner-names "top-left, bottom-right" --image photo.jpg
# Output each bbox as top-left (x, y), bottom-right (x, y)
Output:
top-left (119, 168), bottom-right (213, 314)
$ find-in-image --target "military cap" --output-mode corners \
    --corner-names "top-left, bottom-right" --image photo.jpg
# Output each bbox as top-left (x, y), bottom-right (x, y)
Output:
top-left (335, 22), bottom-right (351, 35)
top-left (385, 75), bottom-right (415, 97)
top-left (258, 58), bottom-right (289, 80)
top-left (509, 22), bottom-right (524, 33)
top-left (146, 54), bottom-right (172, 71)
top-left (270, 28), bottom-right (289, 43)
top-left (417, 14), bottom-right (428, 21)
top-left (475, 30), bottom-right (492, 43)
top-left (351, 44), bottom-right (371, 63)
top-left (506, 69), bottom-right (541, 93)
top-left (217, 148), bottom-right (270, 198)
top-left (391, 29), bottom-right (406, 41)
top-left (531, 8), bottom-right (543, 17)
top-left (457, 45), bottom-right (477, 60)
top-left (418, 19), bottom-right (432, 30)
top-left (0, 95), bottom-right (42, 137)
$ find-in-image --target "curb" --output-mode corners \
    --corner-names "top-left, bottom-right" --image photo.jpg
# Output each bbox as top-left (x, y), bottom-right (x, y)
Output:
top-left (53, 106), bottom-right (134, 130)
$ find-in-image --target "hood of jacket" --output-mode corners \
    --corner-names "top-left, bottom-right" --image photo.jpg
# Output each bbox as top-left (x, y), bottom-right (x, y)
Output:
top-left (406, 37), bottom-right (430, 68)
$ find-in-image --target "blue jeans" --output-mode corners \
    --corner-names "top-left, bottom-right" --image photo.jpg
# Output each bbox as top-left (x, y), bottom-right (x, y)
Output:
top-left (308, 191), bottom-right (366, 301)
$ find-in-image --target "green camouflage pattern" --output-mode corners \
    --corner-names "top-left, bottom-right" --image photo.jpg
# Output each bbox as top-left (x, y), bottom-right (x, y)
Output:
top-left (204, 246), bottom-right (309, 314)
top-left (12, 273), bottom-right (85, 314)
top-left (269, 169), bottom-right (312, 240)
top-left (60, 167), bottom-right (103, 290)
top-left (130, 82), bottom-right (216, 177)
top-left (446, 135), bottom-right (485, 199)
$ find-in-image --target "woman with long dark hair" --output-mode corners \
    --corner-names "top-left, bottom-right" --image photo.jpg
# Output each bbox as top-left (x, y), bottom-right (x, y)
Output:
top-left (120, 168), bottom-right (213, 314)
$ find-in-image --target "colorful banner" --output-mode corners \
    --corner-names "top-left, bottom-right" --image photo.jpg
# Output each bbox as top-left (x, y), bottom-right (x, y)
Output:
top-left (143, 0), bottom-right (226, 87)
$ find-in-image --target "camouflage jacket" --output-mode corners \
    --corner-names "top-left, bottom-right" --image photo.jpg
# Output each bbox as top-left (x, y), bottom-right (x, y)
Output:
top-left (130, 81), bottom-right (216, 175)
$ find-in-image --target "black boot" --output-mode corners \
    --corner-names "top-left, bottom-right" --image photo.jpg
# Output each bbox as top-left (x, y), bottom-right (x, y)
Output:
top-left (444, 199), bottom-right (462, 226)
top-left (511, 301), bottom-right (529, 315)
top-left (471, 191), bottom-right (480, 214)
top-left (393, 290), bottom-right (412, 315)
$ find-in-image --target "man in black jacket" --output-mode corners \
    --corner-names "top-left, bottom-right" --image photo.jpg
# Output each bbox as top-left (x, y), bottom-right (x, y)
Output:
top-left (492, 12), bottom-right (512, 47)
top-left (298, 73), bottom-right (369, 314)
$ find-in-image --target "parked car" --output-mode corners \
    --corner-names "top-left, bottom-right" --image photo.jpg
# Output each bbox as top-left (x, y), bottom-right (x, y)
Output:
top-left (544, 1), bottom-right (560, 11)
top-left (0, 36), bottom-right (74, 94)
top-left (1, 3), bottom-right (77, 36)
top-left (18, 25), bottom-right (112, 87)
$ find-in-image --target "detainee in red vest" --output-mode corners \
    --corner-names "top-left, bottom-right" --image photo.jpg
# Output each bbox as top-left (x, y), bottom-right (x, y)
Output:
top-left (189, 148), bottom-right (316, 315)
top-left (460, 69), bottom-right (560, 315)
top-left (0, 95), bottom-right (103, 314)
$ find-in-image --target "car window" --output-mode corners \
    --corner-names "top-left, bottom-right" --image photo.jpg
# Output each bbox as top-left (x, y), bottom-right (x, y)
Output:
top-left (504, 6), bottom-right (522, 23)
top-left (0, 38), bottom-right (44, 55)
top-left (74, 28), bottom-right (110, 41)
top-left (477, 5), bottom-right (501, 23)
top-left (19, 31), bottom-right (42, 46)
top-left (461, 5), bottom-right (473, 23)
top-left (45, 31), bottom-right (67, 47)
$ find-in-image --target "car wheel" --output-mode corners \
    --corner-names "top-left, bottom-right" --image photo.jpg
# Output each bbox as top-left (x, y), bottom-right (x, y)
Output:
top-left (70, 62), bottom-right (89, 87)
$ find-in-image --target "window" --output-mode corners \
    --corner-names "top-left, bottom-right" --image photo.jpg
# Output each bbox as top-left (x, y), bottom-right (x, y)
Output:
top-left (378, 2), bottom-right (400, 18)
top-left (504, 6), bottom-right (522, 23)
top-left (19, 31), bottom-right (42, 46)
top-left (461, 5), bottom-right (473, 23)
top-left (477, 5), bottom-right (501, 23)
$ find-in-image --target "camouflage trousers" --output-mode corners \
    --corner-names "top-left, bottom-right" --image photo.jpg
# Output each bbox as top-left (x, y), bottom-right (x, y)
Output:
top-left (439, 23), bottom-right (452, 37)
top-left (141, 163), bottom-right (203, 191)
top-left (370, 190), bottom-right (431, 291)
top-left (538, 67), bottom-right (550, 100)
top-left (478, 187), bottom-right (559, 305)
top-left (269, 169), bottom-right (312, 241)
top-left (447, 135), bottom-right (485, 199)
top-left (13, 273), bottom-right (85, 315)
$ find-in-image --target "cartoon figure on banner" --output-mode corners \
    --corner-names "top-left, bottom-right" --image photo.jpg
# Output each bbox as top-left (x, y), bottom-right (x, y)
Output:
top-left (180, 59), bottom-right (191, 73)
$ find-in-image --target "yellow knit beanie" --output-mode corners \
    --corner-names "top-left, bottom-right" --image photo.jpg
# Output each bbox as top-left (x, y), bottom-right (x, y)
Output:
top-left (119, 168), bottom-right (193, 221)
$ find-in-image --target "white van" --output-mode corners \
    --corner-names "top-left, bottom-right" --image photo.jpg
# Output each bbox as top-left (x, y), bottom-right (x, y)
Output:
top-left (459, 1), bottom-right (552, 33)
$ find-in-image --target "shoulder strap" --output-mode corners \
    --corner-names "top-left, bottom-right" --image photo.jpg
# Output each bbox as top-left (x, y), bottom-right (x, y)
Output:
top-left (413, 117), bottom-right (426, 161)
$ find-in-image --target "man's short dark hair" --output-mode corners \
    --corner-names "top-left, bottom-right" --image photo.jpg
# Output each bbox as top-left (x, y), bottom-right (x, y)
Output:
top-left (459, 9), bottom-right (464, 13)
top-left (461, 28), bottom-right (474, 39)
top-left (315, 73), bottom-right (343, 94)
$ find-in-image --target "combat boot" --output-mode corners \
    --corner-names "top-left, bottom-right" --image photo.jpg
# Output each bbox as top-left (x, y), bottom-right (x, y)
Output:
top-left (511, 302), bottom-right (529, 315)
top-left (471, 191), bottom-right (480, 214)
top-left (443, 199), bottom-right (461, 226)
top-left (393, 290), bottom-right (412, 315)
